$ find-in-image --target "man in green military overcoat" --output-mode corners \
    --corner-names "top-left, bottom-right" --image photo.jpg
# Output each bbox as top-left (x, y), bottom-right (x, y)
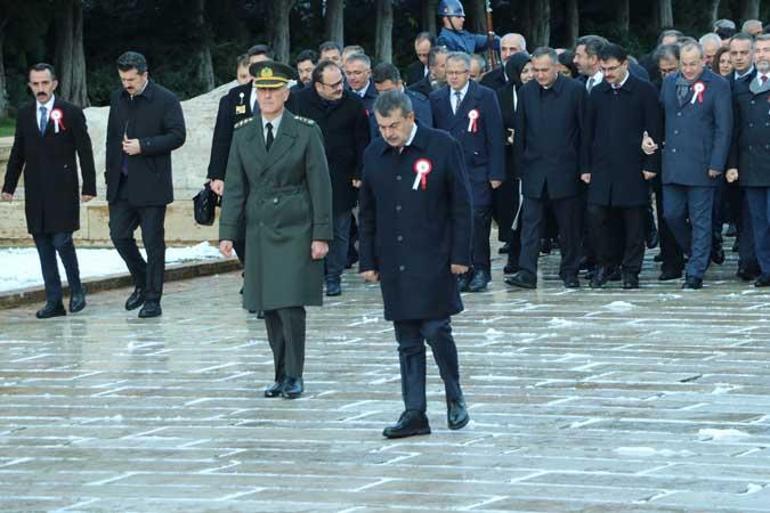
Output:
top-left (219, 61), bottom-right (333, 399)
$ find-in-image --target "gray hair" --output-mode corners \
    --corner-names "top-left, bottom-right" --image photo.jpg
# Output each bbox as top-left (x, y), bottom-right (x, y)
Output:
top-left (654, 43), bottom-right (680, 62)
top-left (501, 33), bottom-right (527, 52)
top-left (373, 90), bottom-right (414, 117)
top-left (680, 41), bottom-right (704, 59)
top-left (755, 34), bottom-right (770, 44)
top-left (714, 19), bottom-right (737, 31)
top-left (470, 54), bottom-right (487, 73)
top-left (428, 46), bottom-right (449, 67)
top-left (699, 33), bottom-right (722, 48)
top-left (576, 35), bottom-right (608, 57)
top-left (531, 47), bottom-right (559, 65)
top-left (445, 51), bottom-right (471, 69)
top-left (346, 52), bottom-right (371, 69)
top-left (743, 19), bottom-right (763, 33)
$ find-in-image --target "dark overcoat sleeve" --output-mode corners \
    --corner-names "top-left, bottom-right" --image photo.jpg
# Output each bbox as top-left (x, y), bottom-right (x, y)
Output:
top-left (207, 94), bottom-right (234, 180)
top-left (484, 89), bottom-right (506, 182)
top-left (2, 112), bottom-right (26, 194)
top-left (71, 106), bottom-right (97, 196)
top-left (352, 105), bottom-right (371, 181)
top-left (575, 85), bottom-right (590, 174)
top-left (306, 124), bottom-right (333, 241)
top-left (138, 92), bottom-right (186, 156)
top-left (358, 147), bottom-right (377, 273)
top-left (449, 138), bottom-right (473, 266)
top-left (709, 79), bottom-right (733, 173)
top-left (641, 82), bottom-right (663, 174)
top-left (219, 129), bottom-right (248, 242)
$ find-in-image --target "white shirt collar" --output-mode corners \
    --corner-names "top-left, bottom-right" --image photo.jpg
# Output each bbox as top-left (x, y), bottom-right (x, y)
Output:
top-left (612, 71), bottom-right (630, 89)
top-left (36, 94), bottom-right (55, 114)
top-left (452, 81), bottom-right (470, 98)
top-left (250, 86), bottom-right (258, 112)
top-left (262, 113), bottom-right (283, 141)
top-left (587, 69), bottom-right (604, 89)
top-left (355, 80), bottom-right (371, 97)
top-left (405, 123), bottom-right (418, 147)
top-left (736, 65), bottom-right (755, 80)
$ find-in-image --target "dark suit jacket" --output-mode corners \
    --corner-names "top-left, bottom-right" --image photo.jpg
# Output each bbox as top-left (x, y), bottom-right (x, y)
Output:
top-left (515, 75), bottom-right (588, 200)
top-left (207, 81), bottom-right (254, 181)
top-left (728, 68), bottom-right (756, 96)
top-left (406, 61), bottom-right (429, 86)
top-left (3, 98), bottom-right (96, 234)
top-left (728, 75), bottom-right (770, 187)
top-left (660, 69), bottom-right (732, 187)
top-left (409, 76), bottom-right (434, 99)
top-left (292, 87), bottom-right (370, 214)
top-left (359, 125), bottom-right (472, 321)
top-left (105, 80), bottom-right (186, 206)
top-left (586, 74), bottom-right (662, 207)
top-left (497, 83), bottom-right (518, 179)
top-left (430, 80), bottom-right (506, 207)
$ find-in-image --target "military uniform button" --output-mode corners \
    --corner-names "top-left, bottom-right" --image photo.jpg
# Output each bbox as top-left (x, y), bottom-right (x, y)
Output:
top-left (395, 205), bottom-right (402, 212)
top-left (397, 235), bottom-right (403, 242)
top-left (396, 175), bottom-right (402, 181)
top-left (273, 197), bottom-right (279, 204)
top-left (399, 265), bottom-right (405, 271)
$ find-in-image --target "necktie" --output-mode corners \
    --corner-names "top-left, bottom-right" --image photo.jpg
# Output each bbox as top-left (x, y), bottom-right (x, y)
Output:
top-left (39, 106), bottom-right (47, 135)
top-left (587, 78), bottom-right (595, 93)
top-left (453, 91), bottom-right (462, 114)
top-left (762, 75), bottom-right (768, 85)
top-left (265, 122), bottom-right (274, 151)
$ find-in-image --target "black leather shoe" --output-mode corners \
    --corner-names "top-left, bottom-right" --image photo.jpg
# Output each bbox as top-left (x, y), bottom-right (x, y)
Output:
top-left (653, 253), bottom-right (664, 262)
top-left (138, 301), bottom-right (162, 318)
top-left (540, 238), bottom-right (552, 255)
top-left (466, 270), bottom-right (489, 292)
top-left (382, 410), bottom-right (431, 439)
top-left (325, 281), bottom-right (341, 297)
top-left (447, 398), bottom-right (470, 430)
top-left (755, 275), bottom-right (770, 287)
top-left (589, 267), bottom-right (608, 288)
top-left (682, 276), bottom-right (703, 289)
top-left (69, 288), bottom-right (86, 313)
top-left (737, 267), bottom-right (761, 281)
top-left (505, 270), bottom-right (537, 289)
top-left (711, 246), bottom-right (725, 265)
top-left (264, 378), bottom-right (285, 398)
top-left (659, 270), bottom-right (682, 281)
top-left (125, 288), bottom-right (145, 311)
top-left (503, 254), bottom-right (519, 275)
top-left (726, 223), bottom-right (737, 237)
top-left (36, 302), bottom-right (66, 319)
top-left (622, 273), bottom-right (640, 289)
top-left (457, 273), bottom-right (470, 292)
top-left (281, 377), bottom-right (304, 399)
top-left (562, 275), bottom-right (580, 288)
top-left (606, 266), bottom-right (621, 281)
top-left (646, 228), bottom-right (659, 249)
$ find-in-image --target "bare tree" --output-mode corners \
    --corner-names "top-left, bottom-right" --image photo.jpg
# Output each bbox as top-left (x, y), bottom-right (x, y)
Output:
top-left (375, 0), bottom-right (393, 63)
top-left (707, 0), bottom-right (720, 27)
top-left (325, 0), bottom-right (344, 45)
top-left (531, 0), bottom-right (551, 48)
top-left (54, 0), bottom-right (89, 107)
top-left (565, 0), bottom-right (579, 48)
top-left (193, 0), bottom-right (215, 91)
top-left (422, 0), bottom-right (438, 35)
top-left (270, 0), bottom-right (297, 64)
top-left (741, 0), bottom-right (760, 21)
top-left (655, 0), bottom-right (674, 29)
top-left (617, 0), bottom-right (629, 33)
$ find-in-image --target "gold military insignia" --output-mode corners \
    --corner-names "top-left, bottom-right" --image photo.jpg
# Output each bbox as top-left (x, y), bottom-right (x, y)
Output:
top-left (235, 105), bottom-right (246, 114)
top-left (260, 66), bottom-right (274, 78)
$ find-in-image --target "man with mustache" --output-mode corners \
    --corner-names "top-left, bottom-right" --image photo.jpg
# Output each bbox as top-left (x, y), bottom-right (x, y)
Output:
top-left (2, 63), bottom-right (96, 318)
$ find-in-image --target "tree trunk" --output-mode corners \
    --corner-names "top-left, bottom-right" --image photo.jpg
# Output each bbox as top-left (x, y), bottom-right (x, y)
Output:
top-left (655, 0), bottom-right (673, 29)
top-left (468, 0), bottom-right (487, 33)
top-left (0, 17), bottom-right (8, 118)
top-left (565, 0), bottom-right (579, 48)
top-left (422, 0), bottom-right (438, 35)
top-left (54, 0), bottom-right (89, 107)
top-left (193, 0), bottom-right (215, 91)
top-left (707, 0), bottom-right (720, 26)
top-left (375, 0), bottom-right (393, 63)
top-left (741, 0), bottom-right (760, 21)
top-left (270, 0), bottom-right (297, 65)
top-left (531, 0), bottom-right (550, 48)
top-left (324, 0), bottom-right (344, 45)
top-left (617, 0), bottom-right (629, 33)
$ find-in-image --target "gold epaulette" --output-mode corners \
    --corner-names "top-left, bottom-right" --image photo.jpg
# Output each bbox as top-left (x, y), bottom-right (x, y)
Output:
top-left (293, 115), bottom-right (316, 126)
top-left (234, 117), bottom-right (255, 129)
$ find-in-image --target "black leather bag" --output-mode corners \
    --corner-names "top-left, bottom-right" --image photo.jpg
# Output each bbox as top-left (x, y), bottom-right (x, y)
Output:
top-left (193, 182), bottom-right (220, 226)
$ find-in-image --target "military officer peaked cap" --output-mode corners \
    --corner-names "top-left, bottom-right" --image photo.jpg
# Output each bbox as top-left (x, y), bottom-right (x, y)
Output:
top-left (249, 61), bottom-right (296, 89)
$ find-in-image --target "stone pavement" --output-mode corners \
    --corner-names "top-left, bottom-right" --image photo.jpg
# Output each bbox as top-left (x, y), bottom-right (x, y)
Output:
top-left (1, 248), bottom-right (770, 513)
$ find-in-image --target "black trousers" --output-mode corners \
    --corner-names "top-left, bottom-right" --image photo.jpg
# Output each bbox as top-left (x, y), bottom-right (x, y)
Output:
top-left (472, 206), bottom-right (493, 273)
top-left (519, 194), bottom-right (583, 278)
top-left (109, 180), bottom-right (167, 301)
top-left (393, 317), bottom-right (463, 412)
top-left (588, 204), bottom-right (646, 274)
top-left (33, 232), bottom-right (82, 304)
top-left (264, 306), bottom-right (306, 380)
top-left (492, 177), bottom-right (517, 243)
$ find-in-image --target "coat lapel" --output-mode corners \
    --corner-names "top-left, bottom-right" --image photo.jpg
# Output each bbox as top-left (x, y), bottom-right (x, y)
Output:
top-left (450, 81), bottom-right (477, 131)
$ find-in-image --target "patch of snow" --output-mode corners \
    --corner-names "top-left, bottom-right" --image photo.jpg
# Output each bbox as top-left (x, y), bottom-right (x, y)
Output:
top-left (614, 447), bottom-right (696, 457)
top-left (602, 301), bottom-right (635, 312)
top-left (548, 318), bottom-right (578, 327)
top-left (698, 428), bottom-right (751, 441)
top-left (0, 242), bottom-right (222, 293)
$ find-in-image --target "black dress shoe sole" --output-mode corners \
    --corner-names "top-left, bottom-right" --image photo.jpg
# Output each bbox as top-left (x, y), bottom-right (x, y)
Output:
top-left (36, 309), bottom-right (66, 319)
top-left (281, 391), bottom-right (302, 399)
top-left (505, 278), bottom-right (536, 289)
top-left (138, 309), bottom-right (162, 318)
top-left (264, 389), bottom-right (283, 398)
top-left (658, 273), bottom-right (682, 281)
top-left (125, 300), bottom-right (145, 311)
top-left (382, 426), bottom-right (431, 439)
top-left (69, 299), bottom-right (86, 313)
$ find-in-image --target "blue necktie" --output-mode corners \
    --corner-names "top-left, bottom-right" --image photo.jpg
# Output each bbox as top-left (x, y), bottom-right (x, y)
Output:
top-left (39, 106), bottom-right (47, 135)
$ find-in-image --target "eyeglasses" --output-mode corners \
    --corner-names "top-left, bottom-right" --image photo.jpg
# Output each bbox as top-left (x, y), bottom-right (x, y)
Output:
top-left (446, 70), bottom-right (469, 77)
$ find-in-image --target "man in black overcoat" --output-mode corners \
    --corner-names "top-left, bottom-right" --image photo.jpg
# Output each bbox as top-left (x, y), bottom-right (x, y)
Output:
top-left (584, 44), bottom-right (662, 289)
top-left (359, 90), bottom-right (473, 439)
top-left (293, 60), bottom-right (370, 297)
top-left (2, 63), bottom-right (96, 318)
top-left (105, 51), bottom-right (186, 318)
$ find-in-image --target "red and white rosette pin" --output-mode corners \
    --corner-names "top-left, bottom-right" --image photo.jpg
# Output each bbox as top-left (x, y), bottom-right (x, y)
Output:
top-left (412, 158), bottom-right (433, 191)
top-left (50, 108), bottom-right (65, 133)
top-left (691, 81), bottom-right (706, 104)
top-left (467, 108), bottom-right (480, 133)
